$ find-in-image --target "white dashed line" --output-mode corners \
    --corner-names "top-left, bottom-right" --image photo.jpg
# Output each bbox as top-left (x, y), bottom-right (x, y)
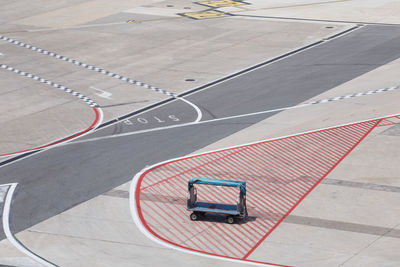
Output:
top-left (70, 84), bottom-right (400, 145)
top-left (129, 112), bottom-right (400, 266)
top-left (0, 64), bottom-right (104, 158)
top-left (0, 64), bottom-right (99, 108)
top-left (0, 35), bottom-right (203, 122)
top-left (306, 86), bottom-right (400, 105)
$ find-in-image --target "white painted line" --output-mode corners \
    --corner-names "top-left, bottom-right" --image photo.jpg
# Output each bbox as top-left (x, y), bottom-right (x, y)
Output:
top-left (70, 82), bottom-right (400, 144)
top-left (179, 25), bottom-right (363, 99)
top-left (0, 183), bottom-right (14, 188)
top-left (128, 112), bottom-right (400, 266)
top-left (0, 35), bottom-right (203, 124)
top-left (1, 183), bottom-right (56, 267)
top-left (129, 110), bottom-right (399, 266)
top-left (0, 25), bottom-right (361, 139)
top-left (129, 169), bottom-right (277, 266)
top-left (72, 103), bottom-right (311, 144)
top-left (0, 64), bottom-right (104, 158)
top-left (0, 64), bottom-right (98, 108)
top-left (177, 97), bottom-right (203, 123)
top-left (90, 86), bottom-right (113, 100)
top-left (0, 35), bottom-right (174, 97)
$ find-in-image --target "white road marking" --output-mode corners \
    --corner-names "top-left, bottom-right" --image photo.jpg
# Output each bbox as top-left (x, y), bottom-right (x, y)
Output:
top-left (0, 52), bottom-right (4, 56)
top-left (129, 111), bottom-right (399, 266)
top-left (0, 64), bottom-right (98, 108)
top-left (177, 97), bottom-right (203, 122)
top-left (129, 169), bottom-right (277, 266)
top-left (0, 25), bottom-right (362, 137)
top-left (0, 64), bottom-right (104, 158)
top-left (90, 86), bottom-right (113, 100)
top-left (70, 83), bottom-right (400, 145)
top-left (72, 103), bottom-right (311, 144)
top-left (1, 183), bottom-right (56, 267)
top-left (0, 35), bottom-right (203, 124)
top-left (123, 119), bottom-right (133, 125)
top-left (178, 25), bottom-right (363, 100)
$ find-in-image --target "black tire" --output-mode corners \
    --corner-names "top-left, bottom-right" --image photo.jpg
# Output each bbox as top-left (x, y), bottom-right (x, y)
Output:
top-left (226, 216), bottom-right (234, 224)
top-left (190, 212), bottom-right (198, 221)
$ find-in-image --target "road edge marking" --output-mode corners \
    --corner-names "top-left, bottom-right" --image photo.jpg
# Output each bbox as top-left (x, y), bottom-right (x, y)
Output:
top-left (1, 183), bottom-right (57, 267)
top-left (129, 114), bottom-right (399, 266)
top-left (72, 84), bottom-right (400, 145)
top-left (129, 167), bottom-right (287, 267)
top-left (0, 64), bottom-right (103, 157)
top-left (0, 25), bottom-right (362, 165)
top-left (0, 35), bottom-right (203, 124)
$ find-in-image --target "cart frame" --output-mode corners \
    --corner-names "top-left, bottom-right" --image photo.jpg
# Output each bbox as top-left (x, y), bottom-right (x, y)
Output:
top-left (186, 177), bottom-right (248, 224)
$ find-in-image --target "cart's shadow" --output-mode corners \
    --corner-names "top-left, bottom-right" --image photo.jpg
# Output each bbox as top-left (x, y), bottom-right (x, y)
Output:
top-left (193, 213), bottom-right (257, 224)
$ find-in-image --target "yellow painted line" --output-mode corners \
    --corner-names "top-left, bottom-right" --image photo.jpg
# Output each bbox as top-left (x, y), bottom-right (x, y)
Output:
top-left (197, 0), bottom-right (246, 8)
top-left (180, 10), bottom-right (231, 20)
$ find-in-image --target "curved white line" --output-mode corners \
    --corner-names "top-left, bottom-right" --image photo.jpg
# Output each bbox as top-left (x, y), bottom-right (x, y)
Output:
top-left (92, 107), bottom-right (104, 133)
top-left (72, 103), bottom-right (312, 145)
top-left (129, 169), bottom-right (275, 267)
top-left (70, 82), bottom-right (400, 145)
top-left (0, 36), bottom-right (201, 124)
top-left (177, 97), bottom-right (203, 123)
top-left (1, 183), bottom-right (56, 267)
top-left (128, 113), bottom-right (395, 266)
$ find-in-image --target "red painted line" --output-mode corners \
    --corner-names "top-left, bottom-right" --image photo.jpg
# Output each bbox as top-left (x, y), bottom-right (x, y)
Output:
top-left (0, 107), bottom-right (100, 157)
top-left (141, 147), bottom-right (247, 190)
top-left (190, 178), bottom-right (268, 238)
top-left (181, 186), bottom-right (253, 253)
top-left (220, 148), bottom-right (310, 221)
top-left (141, 191), bottom-right (200, 243)
top-left (264, 143), bottom-right (329, 186)
top-left (283, 135), bottom-right (340, 168)
top-left (153, 180), bottom-right (242, 255)
top-left (143, 187), bottom-right (223, 254)
top-left (228, 153), bottom-right (304, 206)
top-left (135, 117), bottom-right (386, 266)
top-left (138, 176), bottom-right (283, 263)
top-left (249, 144), bottom-right (313, 193)
top-left (193, 183), bottom-right (267, 241)
top-left (140, 200), bottom-right (186, 243)
top-left (377, 116), bottom-right (400, 127)
top-left (167, 157), bottom-right (284, 251)
top-left (152, 182), bottom-right (234, 255)
top-left (238, 157), bottom-right (303, 199)
top-left (241, 119), bottom-right (382, 259)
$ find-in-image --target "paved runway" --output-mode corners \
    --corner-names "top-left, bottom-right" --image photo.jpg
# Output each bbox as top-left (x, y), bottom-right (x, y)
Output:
top-left (1, 25), bottom-right (400, 244)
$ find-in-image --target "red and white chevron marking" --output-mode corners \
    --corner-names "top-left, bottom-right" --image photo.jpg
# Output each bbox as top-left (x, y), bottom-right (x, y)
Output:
top-left (134, 116), bottom-right (397, 265)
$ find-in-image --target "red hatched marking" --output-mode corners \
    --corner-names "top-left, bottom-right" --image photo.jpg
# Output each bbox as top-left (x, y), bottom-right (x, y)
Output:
top-left (135, 118), bottom-right (383, 265)
top-left (377, 115), bottom-right (400, 127)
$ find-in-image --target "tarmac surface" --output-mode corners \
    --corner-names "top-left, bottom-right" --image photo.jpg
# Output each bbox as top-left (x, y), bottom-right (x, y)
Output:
top-left (1, 24), bottom-right (400, 241)
top-left (1, 0), bottom-right (400, 266)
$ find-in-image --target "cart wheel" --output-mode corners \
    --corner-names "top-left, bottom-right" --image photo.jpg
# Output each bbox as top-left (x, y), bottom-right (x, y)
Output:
top-left (190, 212), bottom-right (198, 221)
top-left (226, 216), bottom-right (234, 224)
